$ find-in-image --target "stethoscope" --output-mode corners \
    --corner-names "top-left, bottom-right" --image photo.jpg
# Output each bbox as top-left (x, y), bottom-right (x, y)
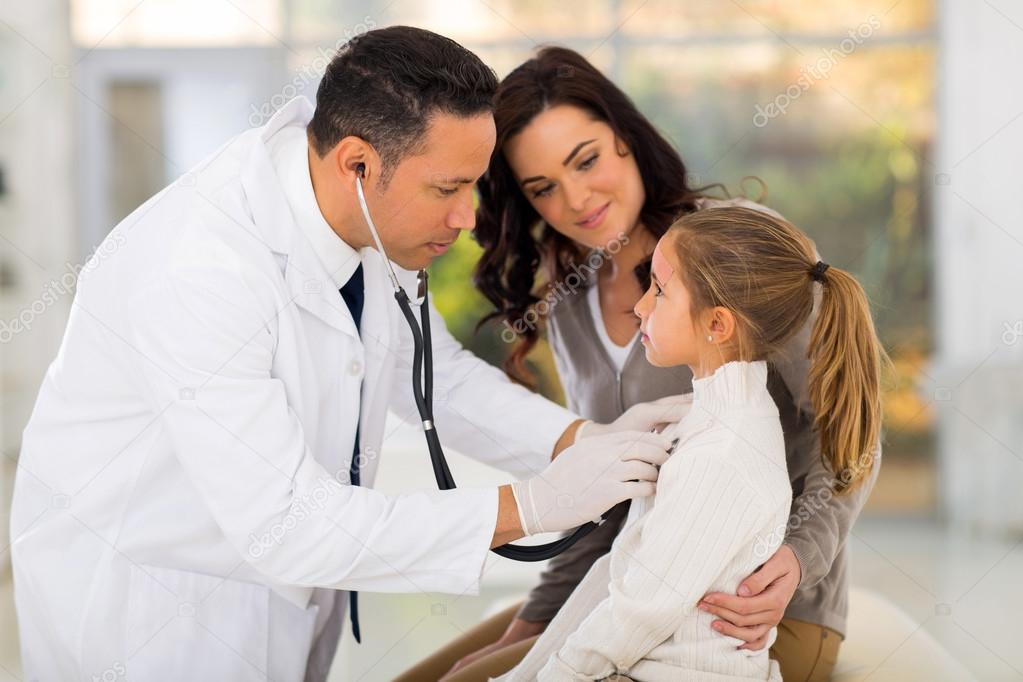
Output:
top-left (354, 163), bottom-right (603, 561)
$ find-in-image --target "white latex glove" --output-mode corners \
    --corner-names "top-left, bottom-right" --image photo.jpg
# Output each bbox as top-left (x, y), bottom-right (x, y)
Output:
top-left (576, 393), bottom-right (694, 443)
top-left (510, 430), bottom-right (673, 535)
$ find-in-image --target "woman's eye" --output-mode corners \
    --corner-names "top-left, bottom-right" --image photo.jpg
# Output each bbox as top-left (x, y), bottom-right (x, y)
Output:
top-left (579, 154), bottom-right (598, 170)
top-left (654, 282), bottom-right (663, 297)
top-left (438, 187), bottom-right (458, 197)
top-left (532, 184), bottom-right (555, 199)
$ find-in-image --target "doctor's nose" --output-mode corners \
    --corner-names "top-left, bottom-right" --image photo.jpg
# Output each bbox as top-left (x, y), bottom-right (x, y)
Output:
top-left (446, 193), bottom-right (476, 231)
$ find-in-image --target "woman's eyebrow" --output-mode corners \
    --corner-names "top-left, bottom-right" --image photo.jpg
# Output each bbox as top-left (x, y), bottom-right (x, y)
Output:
top-left (562, 139), bottom-right (597, 165)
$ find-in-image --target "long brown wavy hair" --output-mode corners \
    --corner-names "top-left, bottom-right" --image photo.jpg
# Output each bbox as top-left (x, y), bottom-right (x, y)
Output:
top-left (473, 46), bottom-right (707, 386)
top-left (668, 206), bottom-right (886, 492)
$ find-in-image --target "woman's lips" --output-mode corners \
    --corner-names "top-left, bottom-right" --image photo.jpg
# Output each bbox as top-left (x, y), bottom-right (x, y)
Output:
top-left (576, 202), bottom-right (610, 230)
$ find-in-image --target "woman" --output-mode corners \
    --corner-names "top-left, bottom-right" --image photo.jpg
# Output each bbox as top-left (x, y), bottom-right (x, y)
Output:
top-left (499, 206), bottom-right (884, 680)
top-left (395, 47), bottom-right (880, 682)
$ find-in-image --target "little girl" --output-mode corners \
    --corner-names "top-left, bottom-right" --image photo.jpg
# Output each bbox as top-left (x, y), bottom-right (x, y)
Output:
top-left (495, 206), bottom-right (884, 681)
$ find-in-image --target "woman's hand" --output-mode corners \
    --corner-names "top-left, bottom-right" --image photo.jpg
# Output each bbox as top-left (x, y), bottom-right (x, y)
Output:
top-left (697, 544), bottom-right (801, 651)
top-left (442, 617), bottom-right (548, 679)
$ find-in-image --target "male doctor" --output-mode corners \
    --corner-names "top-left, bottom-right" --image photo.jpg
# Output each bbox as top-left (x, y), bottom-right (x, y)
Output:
top-left (10, 26), bottom-right (682, 681)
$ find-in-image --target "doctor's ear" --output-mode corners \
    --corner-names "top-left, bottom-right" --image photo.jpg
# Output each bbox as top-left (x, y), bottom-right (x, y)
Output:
top-left (333, 136), bottom-right (379, 185)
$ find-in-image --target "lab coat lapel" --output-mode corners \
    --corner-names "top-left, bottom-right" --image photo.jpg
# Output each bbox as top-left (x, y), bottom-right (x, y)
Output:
top-left (283, 232), bottom-right (360, 339)
top-left (356, 248), bottom-right (396, 478)
top-left (239, 98), bottom-right (359, 339)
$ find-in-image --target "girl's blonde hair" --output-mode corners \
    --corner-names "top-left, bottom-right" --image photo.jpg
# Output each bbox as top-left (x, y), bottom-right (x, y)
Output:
top-left (670, 206), bottom-right (886, 493)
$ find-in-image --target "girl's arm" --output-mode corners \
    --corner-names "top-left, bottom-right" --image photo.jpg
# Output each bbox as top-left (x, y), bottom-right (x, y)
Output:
top-left (539, 433), bottom-right (768, 680)
top-left (515, 500), bottom-right (629, 624)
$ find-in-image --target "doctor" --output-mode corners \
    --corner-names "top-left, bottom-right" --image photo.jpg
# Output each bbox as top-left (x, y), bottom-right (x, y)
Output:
top-left (10, 25), bottom-right (682, 682)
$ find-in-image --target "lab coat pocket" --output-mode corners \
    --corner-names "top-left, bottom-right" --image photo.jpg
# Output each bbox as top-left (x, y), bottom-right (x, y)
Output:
top-left (125, 563), bottom-right (270, 681)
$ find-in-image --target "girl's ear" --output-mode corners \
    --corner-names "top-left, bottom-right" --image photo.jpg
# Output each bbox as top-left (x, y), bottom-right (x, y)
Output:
top-left (708, 306), bottom-right (737, 345)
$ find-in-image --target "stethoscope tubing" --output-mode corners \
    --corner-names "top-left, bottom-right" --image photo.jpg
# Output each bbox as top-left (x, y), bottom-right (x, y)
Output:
top-left (356, 169), bottom-right (604, 561)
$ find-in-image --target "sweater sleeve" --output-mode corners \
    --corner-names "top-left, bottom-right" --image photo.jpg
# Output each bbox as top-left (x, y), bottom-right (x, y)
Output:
top-left (539, 436), bottom-right (766, 680)
top-left (515, 500), bottom-right (629, 623)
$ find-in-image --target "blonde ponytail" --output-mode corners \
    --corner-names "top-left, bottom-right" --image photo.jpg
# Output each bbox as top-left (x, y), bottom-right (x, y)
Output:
top-left (807, 264), bottom-right (885, 493)
top-left (668, 206), bottom-right (886, 494)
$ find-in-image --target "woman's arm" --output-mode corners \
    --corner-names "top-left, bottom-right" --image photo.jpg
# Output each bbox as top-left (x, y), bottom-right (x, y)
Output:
top-left (784, 423), bottom-right (882, 587)
top-left (769, 288), bottom-right (883, 587)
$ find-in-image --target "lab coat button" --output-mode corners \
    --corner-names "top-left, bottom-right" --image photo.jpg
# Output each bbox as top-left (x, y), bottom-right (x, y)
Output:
top-left (349, 360), bottom-right (363, 376)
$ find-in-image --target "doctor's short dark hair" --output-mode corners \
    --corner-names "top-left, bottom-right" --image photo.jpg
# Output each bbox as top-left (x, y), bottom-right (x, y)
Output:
top-left (308, 25), bottom-right (498, 186)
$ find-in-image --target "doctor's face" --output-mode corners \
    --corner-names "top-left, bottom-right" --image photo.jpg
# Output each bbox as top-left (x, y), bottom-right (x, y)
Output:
top-left (370, 112), bottom-right (496, 271)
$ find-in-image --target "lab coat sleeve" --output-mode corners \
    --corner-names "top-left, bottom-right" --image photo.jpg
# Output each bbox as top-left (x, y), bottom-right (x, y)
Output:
top-left (125, 262), bottom-right (497, 595)
top-left (389, 297), bottom-right (579, 481)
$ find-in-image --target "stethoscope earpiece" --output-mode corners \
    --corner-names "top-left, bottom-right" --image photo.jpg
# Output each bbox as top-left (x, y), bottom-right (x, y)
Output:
top-left (355, 162), bottom-right (366, 179)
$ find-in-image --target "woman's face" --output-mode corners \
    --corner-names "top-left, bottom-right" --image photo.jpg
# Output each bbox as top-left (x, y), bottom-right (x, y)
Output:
top-left (503, 104), bottom-right (646, 251)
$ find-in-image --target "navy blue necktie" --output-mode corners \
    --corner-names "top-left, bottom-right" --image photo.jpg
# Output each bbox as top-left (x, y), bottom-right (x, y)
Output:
top-left (338, 263), bottom-right (364, 643)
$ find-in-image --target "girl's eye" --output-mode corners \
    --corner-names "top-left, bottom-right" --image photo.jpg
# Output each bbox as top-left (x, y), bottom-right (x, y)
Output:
top-left (579, 154), bottom-right (598, 170)
top-left (654, 282), bottom-right (663, 297)
top-left (532, 184), bottom-right (555, 199)
top-left (438, 187), bottom-right (458, 197)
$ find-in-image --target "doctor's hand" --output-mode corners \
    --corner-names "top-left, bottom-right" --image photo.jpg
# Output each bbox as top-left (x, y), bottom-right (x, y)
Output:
top-left (511, 431), bottom-right (672, 535)
top-left (577, 394), bottom-right (694, 442)
top-left (697, 544), bottom-right (802, 651)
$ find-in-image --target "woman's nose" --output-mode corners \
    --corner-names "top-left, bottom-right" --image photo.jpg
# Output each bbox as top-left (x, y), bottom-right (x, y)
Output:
top-left (561, 179), bottom-right (590, 213)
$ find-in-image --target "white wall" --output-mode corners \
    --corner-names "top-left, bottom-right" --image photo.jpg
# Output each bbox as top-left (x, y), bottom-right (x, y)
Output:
top-left (73, 46), bottom-right (288, 257)
top-left (934, 0), bottom-right (1023, 533)
top-left (0, 0), bottom-right (75, 491)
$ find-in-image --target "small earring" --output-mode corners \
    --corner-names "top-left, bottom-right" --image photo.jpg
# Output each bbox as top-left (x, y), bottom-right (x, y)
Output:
top-left (707, 335), bottom-right (713, 343)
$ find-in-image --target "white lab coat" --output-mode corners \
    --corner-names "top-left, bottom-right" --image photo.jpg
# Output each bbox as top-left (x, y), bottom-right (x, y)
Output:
top-left (9, 97), bottom-right (577, 681)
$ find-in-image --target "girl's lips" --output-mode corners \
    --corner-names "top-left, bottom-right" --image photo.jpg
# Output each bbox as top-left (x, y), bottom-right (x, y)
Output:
top-left (576, 202), bottom-right (610, 230)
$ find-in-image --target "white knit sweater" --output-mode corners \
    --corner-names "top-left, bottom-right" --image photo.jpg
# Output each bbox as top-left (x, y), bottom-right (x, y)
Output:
top-left (495, 360), bottom-right (792, 681)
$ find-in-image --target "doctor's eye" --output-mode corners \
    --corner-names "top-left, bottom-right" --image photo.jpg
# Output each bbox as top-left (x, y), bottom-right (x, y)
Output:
top-left (578, 154), bottom-right (599, 171)
top-left (437, 187), bottom-right (459, 197)
top-left (653, 282), bottom-right (663, 297)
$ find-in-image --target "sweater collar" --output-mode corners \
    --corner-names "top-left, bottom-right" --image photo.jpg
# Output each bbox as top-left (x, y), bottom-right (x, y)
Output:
top-left (691, 360), bottom-right (769, 414)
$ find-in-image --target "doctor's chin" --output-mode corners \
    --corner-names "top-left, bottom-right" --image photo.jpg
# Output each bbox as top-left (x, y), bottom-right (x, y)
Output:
top-left (1, 3), bottom-right (1019, 682)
